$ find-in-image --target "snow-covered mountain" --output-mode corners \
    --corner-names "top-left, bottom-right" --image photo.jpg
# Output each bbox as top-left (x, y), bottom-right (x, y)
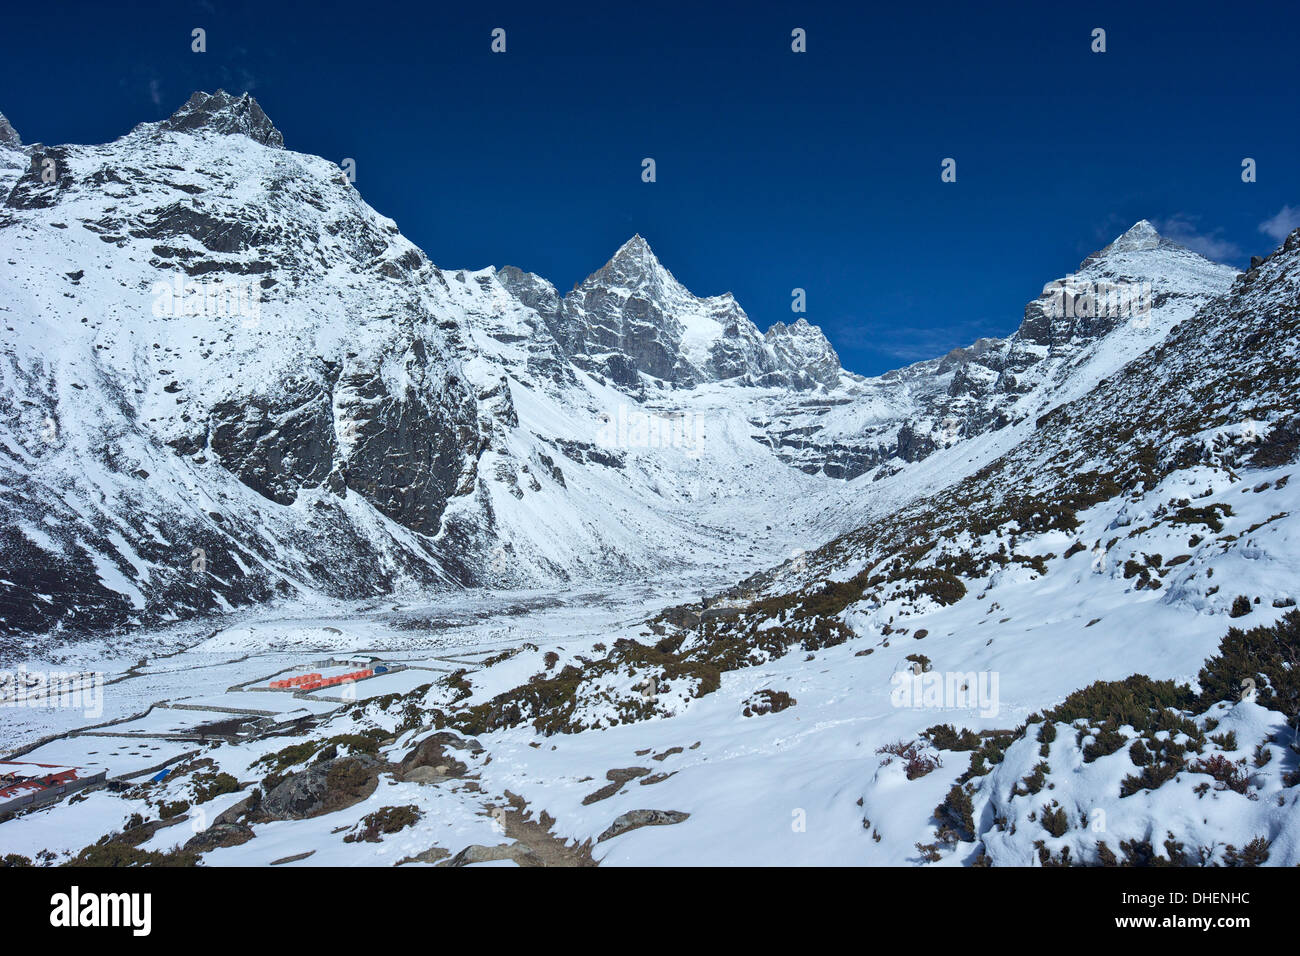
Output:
top-left (1, 93), bottom-right (485, 640)
top-left (0, 112), bottom-right (27, 195)
top-left (0, 113), bottom-right (20, 150)
top-left (758, 219), bottom-right (1238, 485)
top-left (0, 92), bottom-right (855, 643)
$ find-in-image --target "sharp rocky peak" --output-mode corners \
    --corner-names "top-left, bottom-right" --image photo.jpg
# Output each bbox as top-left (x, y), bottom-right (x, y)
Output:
top-left (591, 234), bottom-right (680, 292)
top-left (611, 233), bottom-right (655, 264)
top-left (1079, 218), bottom-right (1206, 269)
top-left (0, 112), bottom-right (21, 149)
top-left (1012, 217), bottom-right (1238, 350)
top-left (1108, 219), bottom-right (1162, 250)
top-left (157, 90), bottom-right (284, 149)
top-left (769, 316), bottom-right (819, 335)
top-left (766, 317), bottom-right (842, 388)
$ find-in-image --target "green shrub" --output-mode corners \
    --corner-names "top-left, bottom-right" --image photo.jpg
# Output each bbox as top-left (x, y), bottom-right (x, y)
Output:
top-left (1083, 721), bottom-right (1127, 762)
top-left (1014, 762), bottom-right (1049, 796)
top-left (157, 800), bottom-right (190, 820)
top-left (1223, 837), bottom-right (1270, 867)
top-left (1120, 760), bottom-right (1182, 798)
top-left (925, 724), bottom-right (981, 751)
top-left (192, 772), bottom-right (240, 804)
top-left (1197, 610), bottom-right (1300, 713)
top-left (1169, 503), bottom-right (1232, 533)
top-left (876, 740), bottom-right (941, 779)
top-left (1210, 730), bottom-right (1238, 751)
top-left (934, 784), bottom-right (975, 841)
top-left (64, 844), bottom-right (198, 867)
top-left (1048, 675), bottom-right (1195, 732)
top-left (344, 805), bottom-right (421, 843)
top-left (741, 689), bottom-right (796, 717)
top-left (1040, 802), bottom-right (1069, 838)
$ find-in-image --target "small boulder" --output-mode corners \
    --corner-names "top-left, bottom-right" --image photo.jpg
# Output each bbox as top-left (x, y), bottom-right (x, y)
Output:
top-left (401, 765), bottom-right (450, 785)
top-left (445, 843), bottom-right (541, 867)
top-left (183, 823), bottom-right (254, 853)
top-left (597, 809), bottom-right (690, 843)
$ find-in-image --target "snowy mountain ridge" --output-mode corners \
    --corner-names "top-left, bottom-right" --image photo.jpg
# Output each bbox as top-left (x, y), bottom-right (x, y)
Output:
top-left (497, 233), bottom-right (848, 392)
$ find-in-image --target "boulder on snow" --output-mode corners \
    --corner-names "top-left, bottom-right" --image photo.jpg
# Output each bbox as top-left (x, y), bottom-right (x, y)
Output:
top-left (183, 822), bottom-right (254, 853)
top-left (259, 755), bottom-right (383, 821)
top-left (597, 808), bottom-right (690, 843)
top-left (445, 842), bottom-right (541, 867)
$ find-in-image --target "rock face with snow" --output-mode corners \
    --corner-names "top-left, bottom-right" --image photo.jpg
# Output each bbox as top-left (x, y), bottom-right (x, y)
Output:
top-left (0, 92), bottom-right (485, 637)
top-left (0, 91), bottom-right (861, 639)
top-left (0, 113), bottom-right (20, 149)
top-left (1016, 219), bottom-right (1228, 347)
top-left (646, 221), bottom-right (1300, 867)
top-left (154, 89), bottom-right (285, 148)
top-left (6, 92), bottom-right (1300, 870)
top-left (0, 112), bottom-right (29, 195)
top-left (765, 318), bottom-right (842, 390)
top-left (497, 235), bottom-right (848, 391)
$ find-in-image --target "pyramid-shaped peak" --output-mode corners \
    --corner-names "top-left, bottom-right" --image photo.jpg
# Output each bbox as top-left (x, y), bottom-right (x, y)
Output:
top-left (593, 234), bottom-right (677, 287)
top-left (0, 112), bottom-right (21, 149)
top-left (158, 90), bottom-right (284, 148)
top-left (1079, 218), bottom-right (1188, 269)
top-left (1109, 219), bottom-right (1162, 250)
top-left (611, 233), bottom-right (657, 264)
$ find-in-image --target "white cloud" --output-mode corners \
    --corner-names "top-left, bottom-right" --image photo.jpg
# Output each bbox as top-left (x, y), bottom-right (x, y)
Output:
top-left (1153, 215), bottom-right (1242, 263)
top-left (1259, 205), bottom-right (1300, 243)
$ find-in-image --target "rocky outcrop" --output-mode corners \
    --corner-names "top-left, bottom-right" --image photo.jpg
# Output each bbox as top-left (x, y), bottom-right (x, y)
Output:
top-left (183, 822), bottom-right (254, 852)
top-left (445, 843), bottom-right (542, 867)
top-left (259, 755), bottom-right (384, 821)
top-left (398, 731), bottom-right (483, 781)
top-left (154, 90), bottom-right (285, 148)
top-left (0, 112), bottom-right (21, 149)
top-left (498, 236), bottom-right (845, 391)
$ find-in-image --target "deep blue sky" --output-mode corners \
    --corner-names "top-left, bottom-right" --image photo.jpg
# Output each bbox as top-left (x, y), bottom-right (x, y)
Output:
top-left (3, 0), bottom-right (1297, 375)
